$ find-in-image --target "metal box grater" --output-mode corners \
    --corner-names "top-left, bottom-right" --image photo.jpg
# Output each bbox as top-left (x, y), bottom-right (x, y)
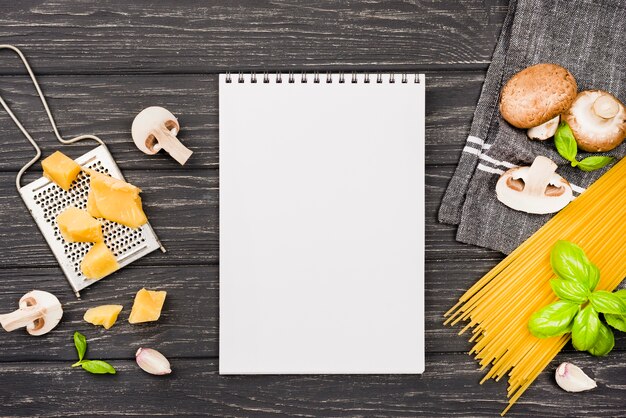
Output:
top-left (19, 145), bottom-right (165, 297)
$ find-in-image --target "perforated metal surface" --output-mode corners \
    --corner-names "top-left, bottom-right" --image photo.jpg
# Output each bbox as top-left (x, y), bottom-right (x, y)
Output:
top-left (19, 145), bottom-right (164, 297)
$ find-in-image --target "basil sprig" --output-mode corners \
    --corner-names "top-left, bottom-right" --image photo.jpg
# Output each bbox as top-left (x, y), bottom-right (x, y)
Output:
top-left (554, 122), bottom-right (614, 171)
top-left (71, 331), bottom-right (116, 374)
top-left (528, 241), bottom-right (626, 356)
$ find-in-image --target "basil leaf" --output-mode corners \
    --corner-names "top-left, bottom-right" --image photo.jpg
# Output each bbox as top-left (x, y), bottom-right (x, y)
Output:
top-left (576, 156), bottom-right (614, 172)
top-left (81, 360), bottom-right (116, 375)
top-left (74, 331), bottom-right (87, 362)
top-left (554, 122), bottom-right (578, 162)
top-left (589, 290), bottom-right (626, 315)
top-left (614, 289), bottom-right (626, 300)
top-left (605, 314), bottom-right (626, 333)
top-left (550, 279), bottom-right (589, 304)
top-left (586, 262), bottom-right (600, 292)
top-left (528, 300), bottom-right (579, 338)
top-left (550, 241), bottom-right (593, 287)
top-left (588, 322), bottom-right (614, 357)
top-left (572, 306), bottom-right (601, 351)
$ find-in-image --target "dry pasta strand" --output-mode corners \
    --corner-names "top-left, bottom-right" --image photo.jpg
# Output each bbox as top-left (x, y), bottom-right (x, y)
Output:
top-left (446, 157), bottom-right (626, 415)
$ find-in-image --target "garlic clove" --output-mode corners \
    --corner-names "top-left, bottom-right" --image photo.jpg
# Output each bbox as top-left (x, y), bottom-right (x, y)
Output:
top-left (555, 362), bottom-right (597, 392)
top-left (135, 347), bottom-right (171, 375)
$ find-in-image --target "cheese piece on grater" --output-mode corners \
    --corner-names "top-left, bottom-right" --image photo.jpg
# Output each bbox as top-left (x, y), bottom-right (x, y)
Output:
top-left (41, 151), bottom-right (81, 191)
top-left (56, 207), bottom-right (103, 243)
top-left (87, 169), bottom-right (148, 228)
top-left (81, 242), bottom-right (120, 280)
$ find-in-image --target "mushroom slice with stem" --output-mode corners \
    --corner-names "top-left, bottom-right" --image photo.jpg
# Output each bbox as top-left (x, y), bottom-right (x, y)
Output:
top-left (495, 156), bottom-right (573, 214)
top-left (132, 106), bottom-right (193, 165)
top-left (0, 290), bottom-right (63, 336)
top-left (563, 90), bottom-right (626, 152)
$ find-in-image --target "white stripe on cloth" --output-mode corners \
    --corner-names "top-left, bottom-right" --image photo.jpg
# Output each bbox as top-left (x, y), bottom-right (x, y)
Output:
top-left (475, 164), bottom-right (587, 195)
top-left (467, 135), bottom-right (484, 146)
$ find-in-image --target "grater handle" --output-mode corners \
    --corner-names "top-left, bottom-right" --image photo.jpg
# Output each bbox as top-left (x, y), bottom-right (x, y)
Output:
top-left (0, 45), bottom-right (107, 191)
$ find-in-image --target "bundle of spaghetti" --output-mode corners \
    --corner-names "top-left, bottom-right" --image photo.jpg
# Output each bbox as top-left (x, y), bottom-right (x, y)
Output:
top-left (444, 156), bottom-right (626, 415)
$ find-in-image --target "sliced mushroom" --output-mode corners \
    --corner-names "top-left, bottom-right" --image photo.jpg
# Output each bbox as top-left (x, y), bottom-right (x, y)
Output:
top-left (500, 64), bottom-right (577, 129)
top-left (495, 156), bottom-right (573, 214)
top-left (527, 115), bottom-right (560, 140)
top-left (563, 90), bottom-right (626, 152)
top-left (131, 106), bottom-right (193, 165)
top-left (0, 291), bottom-right (63, 336)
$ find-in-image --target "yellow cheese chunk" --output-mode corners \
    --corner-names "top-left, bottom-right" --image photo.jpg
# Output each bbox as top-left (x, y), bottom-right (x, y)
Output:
top-left (41, 151), bottom-right (82, 191)
top-left (87, 170), bottom-right (148, 228)
top-left (128, 288), bottom-right (167, 324)
top-left (56, 207), bottom-right (103, 242)
top-left (84, 305), bottom-right (123, 329)
top-left (86, 189), bottom-right (102, 218)
top-left (80, 242), bottom-right (119, 280)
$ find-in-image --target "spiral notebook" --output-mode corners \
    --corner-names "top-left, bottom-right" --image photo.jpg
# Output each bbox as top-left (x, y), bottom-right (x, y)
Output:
top-left (219, 72), bottom-right (425, 374)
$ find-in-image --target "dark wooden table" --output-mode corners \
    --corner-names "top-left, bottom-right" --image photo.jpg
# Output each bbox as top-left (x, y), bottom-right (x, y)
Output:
top-left (0, 1), bottom-right (624, 416)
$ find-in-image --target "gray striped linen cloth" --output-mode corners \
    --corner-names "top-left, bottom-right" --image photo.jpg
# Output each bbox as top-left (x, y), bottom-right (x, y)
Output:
top-left (438, 0), bottom-right (626, 254)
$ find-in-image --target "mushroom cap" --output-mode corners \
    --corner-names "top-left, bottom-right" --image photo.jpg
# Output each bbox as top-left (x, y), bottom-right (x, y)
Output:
top-left (131, 106), bottom-right (180, 155)
top-left (19, 290), bottom-right (63, 336)
top-left (495, 156), bottom-right (573, 214)
top-left (563, 90), bottom-right (626, 152)
top-left (500, 64), bottom-right (577, 129)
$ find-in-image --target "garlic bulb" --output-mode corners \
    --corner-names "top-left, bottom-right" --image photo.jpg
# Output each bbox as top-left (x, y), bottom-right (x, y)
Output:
top-left (555, 362), bottom-right (596, 392)
top-left (135, 347), bottom-right (171, 375)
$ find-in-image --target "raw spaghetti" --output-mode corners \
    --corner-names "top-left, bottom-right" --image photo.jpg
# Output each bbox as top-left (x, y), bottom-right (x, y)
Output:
top-left (444, 156), bottom-right (626, 415)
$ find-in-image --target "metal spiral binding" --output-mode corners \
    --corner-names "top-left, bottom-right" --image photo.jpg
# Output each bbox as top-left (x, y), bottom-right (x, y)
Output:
top-left (224, 72), bottom-right (421, 84)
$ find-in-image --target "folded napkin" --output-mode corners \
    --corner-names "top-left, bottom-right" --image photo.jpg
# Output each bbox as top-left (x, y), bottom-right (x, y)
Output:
top-left (439, 0), bottom-right (626, 254)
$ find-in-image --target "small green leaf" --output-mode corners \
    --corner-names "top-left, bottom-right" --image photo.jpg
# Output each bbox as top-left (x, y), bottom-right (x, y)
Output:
top-left (588, 322), bottom-right (614, 357)
top-left (550, 279), bottom-right (589, 304)
top-left (74, 331), bottom-right (87, 362)
top-left (614, 289), bottom-right (626, 300)
top-left (528, 300), bottom-right (579, 338)
top-left (589, 290), bottom-right (626, 315)
top-left (576, 156), bottom-right (614, 172)
top-left (572, 306), bottom-right (601, 351)
top-left (550, 241), bottom-right (593, 288)
top-left (554, 122), bottom-right (578, 162)
top-left (605, 313), bottom-right (626, 333)
top-left (81, 360), bottom-right (116, 375)
top-left (585, 263), bottom-right (600, 292)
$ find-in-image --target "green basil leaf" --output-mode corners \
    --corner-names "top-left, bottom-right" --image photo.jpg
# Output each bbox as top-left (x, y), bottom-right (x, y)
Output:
top-left (550, 279), bottom-right (589, 304)
top-left (585, 262), bottom-right (600, 292)
top-left (73, 331), bottom-right (87, 362)
top-left (554, 122), bottom-right (578, 162)
top-left (81, 360), bottom-right (116, 375)
top-left (528, 300), bottom-right (579, 338)
top-left (589, 290), bottom-right (626, 315)
top-left (614, 289), bottom-right (626, 301)
top-left (571, 306), bottom-right (601, 351)
top-left (588, 322), bottom-right (614, 357)
top-left (550, 241), bottom-right (593, 287)
top-left (605, 314), bottom-right (626, 333)
top-left (576, 156), bottom-right (614, 172)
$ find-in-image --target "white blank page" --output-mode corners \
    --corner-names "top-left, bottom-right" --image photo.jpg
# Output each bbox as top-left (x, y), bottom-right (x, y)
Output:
top-left (219, 73), bottom-right (425, 374)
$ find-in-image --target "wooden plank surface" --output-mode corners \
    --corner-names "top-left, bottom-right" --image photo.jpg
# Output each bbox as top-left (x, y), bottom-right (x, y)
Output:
top-left (0, 0), bottom-right (508, 75)
top-left (0, 0), bottom-right (625, 416)
top-left (0, 353), bottom-right (624, 417)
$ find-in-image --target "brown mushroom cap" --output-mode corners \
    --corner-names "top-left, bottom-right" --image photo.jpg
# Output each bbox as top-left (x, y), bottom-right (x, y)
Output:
top-left (563, 90), bottom-right (626, 152)
top-left (500, 64), bottom-right (577, 129)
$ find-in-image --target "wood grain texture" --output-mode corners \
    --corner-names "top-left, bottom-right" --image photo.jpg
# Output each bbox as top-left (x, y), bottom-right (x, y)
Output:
top-left (0, 72), bottom-right (484, 171)
top-left (0, 0), bottom-right (507, 75)
top-left (0, 353), bottom-right (624, 417)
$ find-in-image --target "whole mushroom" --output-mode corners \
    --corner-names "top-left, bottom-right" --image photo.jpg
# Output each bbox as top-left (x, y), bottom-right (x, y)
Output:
top-left (563, 90), bottom-right (626, 152)
top-left (499, 63), bottom-right (577, 139)
top-left (132, 106), bottom-right (193, 165)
